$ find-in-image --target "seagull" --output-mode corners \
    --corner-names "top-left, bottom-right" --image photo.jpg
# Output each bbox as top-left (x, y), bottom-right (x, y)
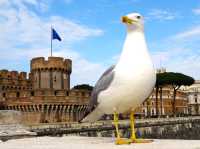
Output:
top-left (82, 12), bottom-right (156, 145)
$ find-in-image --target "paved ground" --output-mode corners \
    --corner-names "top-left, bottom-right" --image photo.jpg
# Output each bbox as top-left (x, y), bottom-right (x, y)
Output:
top-left (0, 136), bottom-right (200, 149)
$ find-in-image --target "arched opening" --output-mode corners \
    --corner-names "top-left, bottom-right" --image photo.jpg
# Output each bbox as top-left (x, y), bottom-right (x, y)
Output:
top-left (81, 92), bottom-right (85, 96)
top-left (54, 76), bottom-right (57, 82)
top-left (16, 92), bottom-right (20, 98)
top-left (31, 91), bottom-right (34, 96)
top-left (2, 93), bottom-right (6, 97)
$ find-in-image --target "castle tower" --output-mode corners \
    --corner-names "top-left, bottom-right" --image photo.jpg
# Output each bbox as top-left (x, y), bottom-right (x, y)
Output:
top-left (30, 57), bottom-right (72, 90)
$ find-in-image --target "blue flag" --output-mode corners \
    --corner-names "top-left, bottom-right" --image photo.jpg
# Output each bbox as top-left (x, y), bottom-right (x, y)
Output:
top-left (52, 28), bottom-right (62, 41)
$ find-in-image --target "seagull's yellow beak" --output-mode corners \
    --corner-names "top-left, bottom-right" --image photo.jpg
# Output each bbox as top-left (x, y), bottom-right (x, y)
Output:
top-left (121, 16), bottom-right (136, 24)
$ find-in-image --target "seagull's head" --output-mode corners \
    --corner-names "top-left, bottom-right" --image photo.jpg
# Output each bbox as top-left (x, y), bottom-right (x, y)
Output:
top-left (121, 13), bottom-right (144, 31)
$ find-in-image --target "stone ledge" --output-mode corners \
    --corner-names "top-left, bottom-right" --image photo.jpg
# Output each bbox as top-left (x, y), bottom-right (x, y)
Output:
top-left (28, 116), bottom-right (200, 136)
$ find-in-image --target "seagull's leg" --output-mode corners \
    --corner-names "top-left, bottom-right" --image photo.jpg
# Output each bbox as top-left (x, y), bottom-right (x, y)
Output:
top-left (130, 110), bottom-right (136, 140)
top-left (114, 111), bottom-right (131, 145)
top-left (129, 110), bottom-right (153, 143)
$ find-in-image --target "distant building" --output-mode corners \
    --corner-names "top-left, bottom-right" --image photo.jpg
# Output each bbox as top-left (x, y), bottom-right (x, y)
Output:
top-left (0, 57), bottom-right (91, 124)
top-left (139, 87), bottom-right (188, 117)
top-left (131, 68), bottom-right (188, 118)
top-left (182, 80), bottom-right (200, 115)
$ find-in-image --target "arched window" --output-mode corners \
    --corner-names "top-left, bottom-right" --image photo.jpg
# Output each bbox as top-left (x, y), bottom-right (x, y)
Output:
top-left (195, 97), bottom-right (198, 103)
top-left (16, 92), bottom-right (20, 98)
top-left (2, 93), bottom-right (6, 97)
top-left (81, 92), bottom-right (85, 96)
top-left (31, 91), bottom-right (34, 96)
top-left (152, 109), bottom-right (154, 115)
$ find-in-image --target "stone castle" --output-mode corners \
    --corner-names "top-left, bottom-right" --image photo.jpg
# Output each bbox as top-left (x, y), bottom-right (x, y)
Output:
top-left (0, 57), bottom-right (90, 124)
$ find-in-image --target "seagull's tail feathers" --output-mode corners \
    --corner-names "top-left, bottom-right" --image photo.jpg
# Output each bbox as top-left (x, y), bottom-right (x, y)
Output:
top-left (81, 107), bottom-right (103, 123)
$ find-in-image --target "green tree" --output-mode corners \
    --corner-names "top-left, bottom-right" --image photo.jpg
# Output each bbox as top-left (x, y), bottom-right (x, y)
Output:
top-left (155, 73), bottom-right (168, 117)
top-left (159, 72), bottom-right (194, 116)
top-left (73, 84), bottom-right (93, 91)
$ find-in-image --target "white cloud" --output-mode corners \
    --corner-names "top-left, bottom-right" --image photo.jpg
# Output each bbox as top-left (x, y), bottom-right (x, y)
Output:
top-left (165, 54), bottom-right (200, 79)
top-left (151, 51), bottom-right (170, 68)
top-left (151, 24), bottom-right (200, 80)
top-left (172, 25), bottom-right (200, 40)
top-left (147, 9), bottom-right (178, 21)
top-left (193, 8), bottom-right (200, 15)
top-left (47, 49), bottom-right (106, 86)
top-left (0, 0), bottom-right (105, 86)
top-left (151, 46), bottom-right (200, 80)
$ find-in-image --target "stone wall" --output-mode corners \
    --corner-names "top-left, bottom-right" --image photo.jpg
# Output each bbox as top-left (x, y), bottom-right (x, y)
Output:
top-left (28, 117), bottom-right (200, 139)
top-left (0, 110), bottom-right (22, 124)
top-left (137, 123), bottom-right (200, 139)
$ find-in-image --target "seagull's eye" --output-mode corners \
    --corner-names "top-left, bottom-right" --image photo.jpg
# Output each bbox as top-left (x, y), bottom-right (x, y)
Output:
top-left (136, 16), bottom-right (141, 19)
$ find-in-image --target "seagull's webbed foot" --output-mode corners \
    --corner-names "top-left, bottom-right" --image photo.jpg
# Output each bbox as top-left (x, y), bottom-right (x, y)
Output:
top-left (115, 138), bottom-right (131, 145)
top-left (129, 110), bottom-right (153, 144)
top-left (114, 111), bottom-right (131, 145)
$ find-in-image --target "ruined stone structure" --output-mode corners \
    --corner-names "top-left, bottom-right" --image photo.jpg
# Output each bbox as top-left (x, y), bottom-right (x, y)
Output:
top-left (0, 57), bottom-right (90, 124)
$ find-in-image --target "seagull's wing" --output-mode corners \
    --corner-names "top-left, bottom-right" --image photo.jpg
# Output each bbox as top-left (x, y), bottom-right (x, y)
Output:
top-left (89, 65), bottom-right (115, 110)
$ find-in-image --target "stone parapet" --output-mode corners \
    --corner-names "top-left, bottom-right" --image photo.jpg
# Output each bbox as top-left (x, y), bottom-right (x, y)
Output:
top-left (31, 57), bottom-right (71, 73)
top-left (0, 70), bottom-right (27, 80)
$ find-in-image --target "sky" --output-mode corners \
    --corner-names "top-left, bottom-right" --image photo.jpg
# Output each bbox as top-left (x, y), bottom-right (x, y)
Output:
top-left (0, 0), bottom-right (200, 87)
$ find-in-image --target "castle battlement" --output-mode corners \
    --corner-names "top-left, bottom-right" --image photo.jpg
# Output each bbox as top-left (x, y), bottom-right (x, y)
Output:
top-left (31, 57), bottom-right (71, 73)
top-left (0, 56), bottom-right (90, 124)
top-left (30, 57), bottom-right (72, 90)
top-left (0, 70), bottom-right (27, 80)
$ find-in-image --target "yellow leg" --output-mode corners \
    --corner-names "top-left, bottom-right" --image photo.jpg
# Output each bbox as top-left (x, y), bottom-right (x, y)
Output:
top-left (130, 110), bottom-right (136, 140)
top-left (129, 111), bottom-right (153, 143)
top-left (114, 111), bottom-right (131, 145)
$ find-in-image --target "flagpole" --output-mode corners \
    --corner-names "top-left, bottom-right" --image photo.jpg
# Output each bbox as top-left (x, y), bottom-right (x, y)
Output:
top-left (50, 26), bottom-right (52, 57)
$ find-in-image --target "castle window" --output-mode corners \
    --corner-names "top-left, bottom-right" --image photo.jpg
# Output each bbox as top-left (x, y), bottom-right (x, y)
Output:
top-left (81, 92), bottom-right (85, 96)
top-left (31, 91), bottom-right (34, 96)
top-left (54, 76), bottom-right (56, 82)
top-left (66, 91), bottom-right (69, 96)
top-left (2, 93), bottom-right (6, 97)
top-left (89, 92), bottom-right (91, 96)
top-left (152, 109), bottom-right (154, 115)
top-left (16, 92), bottom-right (20, 98)
top-left (54, 91), bottom-right (57, 96)
top-left (195, 97), bottom-right (198, 103)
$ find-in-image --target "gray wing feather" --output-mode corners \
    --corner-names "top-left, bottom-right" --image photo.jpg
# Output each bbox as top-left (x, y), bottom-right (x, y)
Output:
top-left (89, 65), bottom-right (115, 110)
